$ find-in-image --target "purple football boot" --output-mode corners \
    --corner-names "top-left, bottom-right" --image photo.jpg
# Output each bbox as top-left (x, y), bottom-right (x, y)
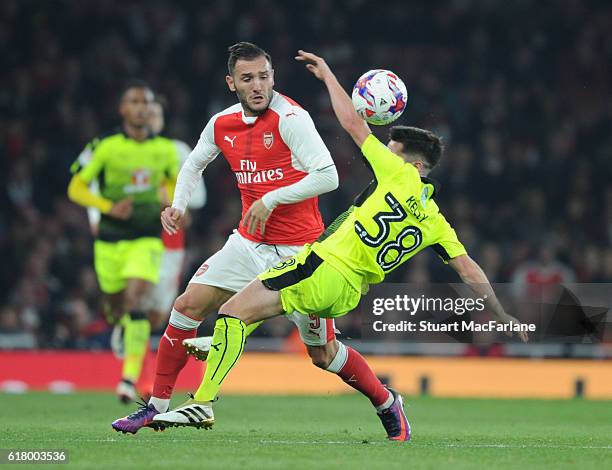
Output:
top-left (376, 388), bottom-right (411, 441)
top-left (112, 400), bottom-right (161, 434)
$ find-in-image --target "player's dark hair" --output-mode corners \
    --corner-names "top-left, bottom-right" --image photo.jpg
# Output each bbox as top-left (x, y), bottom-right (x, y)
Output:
top-left (120, 79), bottom-right (153, 100)
top-left (389, 126), bottom-right (443, 169)
top-left (227, 42), bottom-right (272, 75)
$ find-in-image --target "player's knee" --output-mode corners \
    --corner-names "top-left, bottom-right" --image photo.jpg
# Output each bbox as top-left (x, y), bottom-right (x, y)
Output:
top-left (310, 354), bottom-right (331, 369)
top-left (311, 356), bottom-right (329, 369)
top-left (307, 345), bottom-right (334, 369)
top-left (218, 298), bottom-right (254, 324)
top-left (123, 281), bottom-right (151, 311)
top-left (218, 298), bottom-right (241, 317)
top-left (308, 340), bottom-right (340, 369)
top-left (173, 292), bottom-right (206, 320)
top-left (123, 294), bottom-right (139, 313)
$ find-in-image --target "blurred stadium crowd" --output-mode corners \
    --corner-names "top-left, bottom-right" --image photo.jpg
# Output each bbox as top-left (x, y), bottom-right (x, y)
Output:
top-left (1, 0), bottom-right (610, 347)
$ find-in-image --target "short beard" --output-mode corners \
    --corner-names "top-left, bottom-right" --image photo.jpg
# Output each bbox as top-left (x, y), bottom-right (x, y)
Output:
top-left (237, 92), bottom-right (268, 116)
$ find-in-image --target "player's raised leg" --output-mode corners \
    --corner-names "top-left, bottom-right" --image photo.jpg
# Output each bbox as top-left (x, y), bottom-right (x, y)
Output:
top-left (152, 279), bottom-right (282, 428)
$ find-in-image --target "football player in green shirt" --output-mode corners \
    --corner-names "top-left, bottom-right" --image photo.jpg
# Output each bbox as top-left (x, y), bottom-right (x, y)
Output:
top-left (68, 81), bottom-right (179, 403)
top-left (150, 52), bottom-right (526, 440)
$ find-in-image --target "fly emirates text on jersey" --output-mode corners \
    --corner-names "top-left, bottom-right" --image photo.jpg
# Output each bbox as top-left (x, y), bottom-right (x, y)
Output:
top-left (235, 159), bottom-right (284, 184)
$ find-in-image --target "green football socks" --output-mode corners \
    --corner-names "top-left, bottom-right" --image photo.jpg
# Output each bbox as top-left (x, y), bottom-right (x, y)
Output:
top-left (194, 316), bottom-right (246, 402)
top-left (122, 311), bottom-right (151, 383)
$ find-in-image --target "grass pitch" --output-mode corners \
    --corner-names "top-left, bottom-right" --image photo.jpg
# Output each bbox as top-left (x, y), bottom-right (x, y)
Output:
top-left (1, 392), bottom-right (610, 469)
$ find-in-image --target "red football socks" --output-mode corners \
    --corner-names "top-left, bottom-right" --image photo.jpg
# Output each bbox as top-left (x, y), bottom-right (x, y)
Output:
top-left (152, 324), bottom-right (197, 399)
top-left (337, 346), bottom-right (390, 407)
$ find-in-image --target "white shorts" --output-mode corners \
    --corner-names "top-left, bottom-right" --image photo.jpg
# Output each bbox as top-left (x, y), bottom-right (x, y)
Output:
top-left (142, 248), bottom-right (185, 314)
top-left (190, 231), bottom-right (338, 346)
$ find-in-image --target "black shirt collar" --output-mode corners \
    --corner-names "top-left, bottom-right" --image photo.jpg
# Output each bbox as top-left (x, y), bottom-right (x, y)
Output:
top-left (420, 176), bottom-right (440, 198)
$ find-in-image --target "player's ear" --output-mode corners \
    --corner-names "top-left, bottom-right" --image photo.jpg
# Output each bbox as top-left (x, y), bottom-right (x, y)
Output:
top-left (412, 160), bottom-right (427, 175)
top-left (226, 75), bottom-right (236, 92)
top-left (270, 68), bottom-right (275, 87)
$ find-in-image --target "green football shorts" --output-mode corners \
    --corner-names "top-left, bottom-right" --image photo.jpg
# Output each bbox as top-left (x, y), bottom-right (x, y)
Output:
top-left (258, 244), bottom-right (361, 319)
top-left (94, 237), bottom-right (163, 294)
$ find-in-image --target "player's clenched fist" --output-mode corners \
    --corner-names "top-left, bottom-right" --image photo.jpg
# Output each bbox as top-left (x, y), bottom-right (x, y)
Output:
top-left (161, 207), bottom-right (184, 235)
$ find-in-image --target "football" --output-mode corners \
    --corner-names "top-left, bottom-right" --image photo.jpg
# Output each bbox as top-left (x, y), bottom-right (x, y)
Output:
top-left (351, 69), bottom-right (408, 125)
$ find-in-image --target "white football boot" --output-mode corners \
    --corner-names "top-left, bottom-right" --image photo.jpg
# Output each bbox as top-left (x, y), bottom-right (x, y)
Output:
top-left (182, 336), bottom-right (213, 361)
top-left (151, 396), bottom-right (214, 430)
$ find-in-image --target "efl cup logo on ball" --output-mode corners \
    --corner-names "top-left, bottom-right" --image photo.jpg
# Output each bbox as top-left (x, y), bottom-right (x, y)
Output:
top-left (352, 69), bottom-right (408, 125)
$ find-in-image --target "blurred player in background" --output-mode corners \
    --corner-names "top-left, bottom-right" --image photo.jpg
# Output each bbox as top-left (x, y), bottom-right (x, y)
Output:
top-left (68, 81), bottom-right (179, 403)
top-left (149, 50), bottom-right (528, 441)
top-left (110, 97), bottom-right (207, 400)
top-left (133, 98), bottom-right (207, 399)
top-left (113, 42), bottom-right (405, 435)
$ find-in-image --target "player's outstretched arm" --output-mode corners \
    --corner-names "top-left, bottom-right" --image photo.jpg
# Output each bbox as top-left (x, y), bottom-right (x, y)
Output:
top-left (449, 254), bottom-right (528, 342)
top-left (296, 50), bottom-right (370, 147)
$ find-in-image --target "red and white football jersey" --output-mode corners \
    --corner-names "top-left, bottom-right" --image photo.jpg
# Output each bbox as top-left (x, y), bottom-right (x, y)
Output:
top-left (173, 92), bottom-right (334, 245)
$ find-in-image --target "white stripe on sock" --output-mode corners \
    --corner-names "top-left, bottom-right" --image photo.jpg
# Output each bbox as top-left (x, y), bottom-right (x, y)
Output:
top-left (325, 341), bottom-right (348, 373)
top-left (149, 397), bottom-right (170, 413)
top-left (169, 308), bottom-right (201, 330)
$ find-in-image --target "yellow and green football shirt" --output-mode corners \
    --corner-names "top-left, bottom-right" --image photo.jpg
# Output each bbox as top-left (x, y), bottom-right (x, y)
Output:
top-left (71, 131), bottom-right (179, 242)
top-left (312, 134), bottom-right (466, 291)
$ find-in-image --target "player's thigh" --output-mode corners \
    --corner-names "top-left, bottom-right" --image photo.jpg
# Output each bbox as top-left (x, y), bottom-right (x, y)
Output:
top-left (120, 237), bottom-right (164, 285)
top-left (258, 247), bottom-right (361, 318)
top-left (264, 242), bottom-right (342, 345)
top-left (220, 279), bottom-right (283, 324)
top-left (189, 231), bottom-right (259, 292)
top-left (175, 282), bottom-right (234, 319)
top-left (94, 240), bottom-right (127, 294)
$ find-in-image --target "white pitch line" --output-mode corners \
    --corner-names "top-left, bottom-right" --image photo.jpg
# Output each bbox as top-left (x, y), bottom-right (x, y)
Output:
top-left (419, 443), bottom-right (612, 450)
top-left (3, 438), bottom-right (611, 450)
top-left (258, 441), bottom-right (612, 449)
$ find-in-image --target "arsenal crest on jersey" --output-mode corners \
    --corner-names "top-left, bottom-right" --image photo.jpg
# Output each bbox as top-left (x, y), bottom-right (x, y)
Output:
top-left (263, 131), bottom-right (274, 149)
